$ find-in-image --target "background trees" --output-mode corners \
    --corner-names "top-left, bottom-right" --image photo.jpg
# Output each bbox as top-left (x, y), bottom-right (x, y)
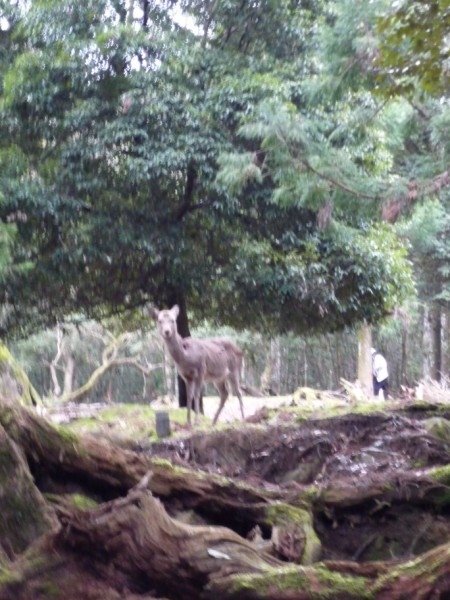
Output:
top-left (1, 0), bottom-right (449, 396)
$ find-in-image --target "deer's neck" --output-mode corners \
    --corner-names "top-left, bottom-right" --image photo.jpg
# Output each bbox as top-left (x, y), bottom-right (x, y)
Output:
top-left (164, 332), bottom-right (187, 364)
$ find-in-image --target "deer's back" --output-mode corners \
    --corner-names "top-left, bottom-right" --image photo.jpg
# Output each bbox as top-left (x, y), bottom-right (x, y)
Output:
top-left (202, 338), bottom-right (243, 379)
top-left (183, 337), bottom-right (242, 380)
top-left (208, 337), bottom-right (242, 355)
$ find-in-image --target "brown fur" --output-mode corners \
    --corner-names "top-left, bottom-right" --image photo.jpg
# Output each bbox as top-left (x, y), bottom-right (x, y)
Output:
top-left (150, 305), bottom-right (244, 426)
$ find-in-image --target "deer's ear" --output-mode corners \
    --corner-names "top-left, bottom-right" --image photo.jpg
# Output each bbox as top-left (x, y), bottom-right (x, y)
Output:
top-left (171, 305), bottom-right (180, 319)
top-left (149, 307), bottom-right (159, 321)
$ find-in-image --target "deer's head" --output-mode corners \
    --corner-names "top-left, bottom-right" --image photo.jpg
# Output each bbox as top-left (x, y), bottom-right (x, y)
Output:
top-left (150, 305), bottom-right (180, 339)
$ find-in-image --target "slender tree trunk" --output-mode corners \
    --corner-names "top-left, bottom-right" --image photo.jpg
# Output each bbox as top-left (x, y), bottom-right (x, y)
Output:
top-left (63, 354), bottom-right (75, 396)
top-left (430, 302), bottom-right (442, 381)
top-left (49, 362), bottom-right (61, 397)
top-left (422, 305), bottom-right (432, 379)
top-left (0, 342), bottom-right (41, 406)
top-left (272, 338), bottom-right (281, 394)
top-left (302, 340), bottom-right (308, 387)
top-left (162, 346), bottom-right (171, 400)
top-left (357, 323), bottom-right (372, 396)
top-left (443, 309), bottom-right (450, 381)
top-left (105, 379), bottom-right (113, 404)
top-left (400, 324), bottom-right (408, 387)
top-left (260, 338), bottom-right (280, 394)
top-left (175, 296), bottom-right (190, 410)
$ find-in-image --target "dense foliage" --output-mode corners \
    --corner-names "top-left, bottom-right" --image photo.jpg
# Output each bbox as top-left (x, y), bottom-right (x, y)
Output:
top-left (376, 0), bottom-right (450, 96)
top-left (0, 0), bottom-right (444, 344)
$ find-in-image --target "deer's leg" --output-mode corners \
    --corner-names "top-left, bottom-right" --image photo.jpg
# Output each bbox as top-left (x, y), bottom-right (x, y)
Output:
top-left (193, 379), bottom-right (203, 425)
top-left (230, 376), bottom-right (245, 420)
top-left (185, 380), bottom-right (195, 427)
top-left (212, 381), bottom-right (228, 426)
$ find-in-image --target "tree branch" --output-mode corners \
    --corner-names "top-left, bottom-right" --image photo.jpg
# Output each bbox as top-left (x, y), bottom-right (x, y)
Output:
top-left (58, 357), bottom-right (163, 404)
top-left (382, 170), bottom-right (450, 222)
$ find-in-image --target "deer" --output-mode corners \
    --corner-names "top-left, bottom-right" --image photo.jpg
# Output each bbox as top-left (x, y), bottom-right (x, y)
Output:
top-left (150, 305), bottom-right (245, 427)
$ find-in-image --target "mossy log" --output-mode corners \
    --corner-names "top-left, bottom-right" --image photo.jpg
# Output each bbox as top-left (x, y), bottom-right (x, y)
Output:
top-left (210, 544), bottom-right (450, 599)
top-left (4, 486), bottom-right (450, 600)
top-left (55, 488), bottom-right (283, 598)
top-left (0, 424), bottom-right (56, 558)
top-left (0, 398), bottom-right (319, 565)
top-left (0, 397), bottom-right (281, 502)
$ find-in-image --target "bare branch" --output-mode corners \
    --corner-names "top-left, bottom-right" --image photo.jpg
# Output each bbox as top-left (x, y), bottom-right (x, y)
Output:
top-left (59, 357), bottom-right (163, 404)
top-left (50, 324), bottom-right (64, 397)
top-left (382, 170), bottom-right (450, 222)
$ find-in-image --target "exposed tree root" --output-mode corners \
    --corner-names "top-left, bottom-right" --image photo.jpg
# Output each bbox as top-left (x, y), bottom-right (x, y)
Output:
top-left (2, 398), bottom-right (450, 598)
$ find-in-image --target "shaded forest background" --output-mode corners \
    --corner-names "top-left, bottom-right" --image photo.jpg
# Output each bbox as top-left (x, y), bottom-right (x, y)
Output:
top-left (8, 310), bottom-right (434, 404)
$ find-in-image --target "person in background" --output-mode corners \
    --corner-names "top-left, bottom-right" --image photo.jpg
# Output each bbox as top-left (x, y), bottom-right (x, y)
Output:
top-left (371, 348), bottom-right (389, 399)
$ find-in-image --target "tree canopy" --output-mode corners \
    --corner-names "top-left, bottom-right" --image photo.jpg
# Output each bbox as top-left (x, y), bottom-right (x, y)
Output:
top-left (0, 0), bottom-right (427, 339)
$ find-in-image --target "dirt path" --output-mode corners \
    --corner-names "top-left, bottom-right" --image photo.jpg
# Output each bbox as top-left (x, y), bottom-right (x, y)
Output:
top-left (202, 394), bottom-right (293, 422)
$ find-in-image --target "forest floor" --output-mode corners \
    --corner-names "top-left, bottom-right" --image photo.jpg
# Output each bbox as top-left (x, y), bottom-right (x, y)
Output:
top-left (4, 388), bottom-right (450, 598)
top-left (55, 388), bottom-right (450, 566)
top-left (143, 393), bottom-right (450, 565)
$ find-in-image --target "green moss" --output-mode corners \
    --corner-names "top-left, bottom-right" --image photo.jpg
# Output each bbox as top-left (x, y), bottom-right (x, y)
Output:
top-left (314, 565), bottom-right (372, 598)
top-left (229, 566), bottom-right (308, 595)
top-left (54, 425), bottom-right (79, 445)
top-left (0, 566), bottom-right (21, 586)
top-left (0, 553), bottom-right (65, 598)
top-left (264, 503), bottom-right (321, 565)
top-left (265, 503), bottom-right (308, 526)
top-left (70, 494), bottom-right (98, 510)
top-left (294, 414), bottom-right (308, 424)
top-left (65, 417), bottom-right (99, 430)
top-left (372, 545), bottom-right (450, 594)
top-left (289, 393), bottom-right (392, 422)
top-left (301, 485), bottom-right (320, 504)
top-left (429, 464), bottom-right (450, 485)
top-left (230, 564), bottom-right (371, 598)
top-left (0, 343), bottom-right (42, 407)
top-left (150, 457), bottom-right (176, 470)
top-left (0, 432), bottom-right (54, 554)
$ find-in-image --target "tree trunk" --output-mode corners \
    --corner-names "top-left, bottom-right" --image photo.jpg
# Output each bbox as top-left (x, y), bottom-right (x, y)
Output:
top-left (357, 322), bottom-right (372, 396)
top-left (260, 338), bottom-right (281, 395)
top-left (162, 349), bottom-right (175, 401)
top-left (63, 354), bottom-right (75, 396)
top-left (54, 489), bottom-right (283, 600)
top-left (400, 322), bottom-right (408, 387)
top-left (430, 302), bottom-right (442, 381)
top-left (422, 304), bottom-right (432, 378)
top-left (58, 357), bottom-right (159, 404)
top-left (443, 309), bottom-right (450, 380)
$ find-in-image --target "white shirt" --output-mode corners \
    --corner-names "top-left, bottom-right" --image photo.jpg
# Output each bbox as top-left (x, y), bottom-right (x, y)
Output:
top-left (373, 353), bottom-right (388, 382)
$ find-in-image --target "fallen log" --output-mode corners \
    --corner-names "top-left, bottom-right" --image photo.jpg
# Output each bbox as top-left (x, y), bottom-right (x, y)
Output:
top-left (55, 487), bottom-right (283, 598)
top-left (4, 483), bottom-right (450, 600)
top-left (0, 397), bottom-right (320, 564)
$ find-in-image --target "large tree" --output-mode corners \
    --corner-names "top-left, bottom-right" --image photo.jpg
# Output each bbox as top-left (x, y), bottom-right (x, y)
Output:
top-left (0, 0), bottom-right (412, 340)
